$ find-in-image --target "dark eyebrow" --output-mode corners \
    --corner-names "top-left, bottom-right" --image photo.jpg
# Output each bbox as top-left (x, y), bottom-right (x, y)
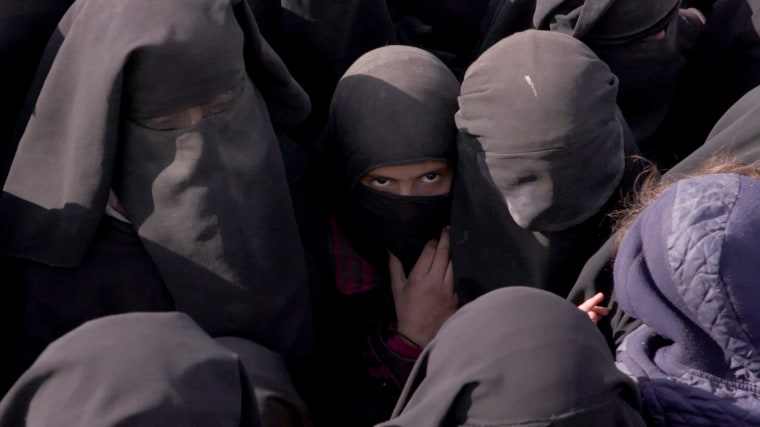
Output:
top-left (363, 174), bottom-right (394, 181)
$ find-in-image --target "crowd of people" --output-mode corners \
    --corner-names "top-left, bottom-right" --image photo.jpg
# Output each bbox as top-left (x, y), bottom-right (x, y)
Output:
top-left (2, 0), bottom-right (760, 426)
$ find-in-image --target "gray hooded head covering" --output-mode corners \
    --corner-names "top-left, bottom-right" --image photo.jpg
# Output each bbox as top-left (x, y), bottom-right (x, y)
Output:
top-left (377, 287), bottom-right (645, 427)
top-left (0, 312), bottom-right (310, 427)
top-left (457, 29), bottom-right (626, 232)
top-left (0, 0), bottom-right (313, 362)
top-left (452, 29), bottom-right (639, 303)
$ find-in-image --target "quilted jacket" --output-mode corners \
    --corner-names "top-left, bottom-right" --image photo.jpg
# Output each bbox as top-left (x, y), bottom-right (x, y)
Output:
top-left (614, 173), bottom-right (760, 426)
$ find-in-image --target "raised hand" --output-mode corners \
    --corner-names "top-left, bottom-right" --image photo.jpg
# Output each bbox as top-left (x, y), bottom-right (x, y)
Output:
top-left (389, 227), bottom-right (459, 347)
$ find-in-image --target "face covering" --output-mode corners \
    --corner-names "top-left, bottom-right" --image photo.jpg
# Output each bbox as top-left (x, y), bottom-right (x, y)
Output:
top-left (351, 184), bottom-right (451, 273)
top-left (534, 0), bottom-right (684, 145)
top-left (456, 30), bottom-right (626, 233)
top-left (587, 9), bottom-right (683, 144)
top-left (0, 0), bottom-right (314, 363)
top-left (328, 45), bottom-right (459, 271)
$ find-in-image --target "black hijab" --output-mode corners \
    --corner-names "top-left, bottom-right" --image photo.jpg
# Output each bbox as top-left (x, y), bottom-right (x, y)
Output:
top-left (0, 0), bottom-right (313, 362)
top-left (376, 287), bottom-right (645, 426)
top-left (328, 45), bottom-right (459, 274)
top-left (0, 312), bottom-right (310, 427)
top-left (452, 30), bottom-right (640, 303)
top-left (534, 0), bottom-right (685, 150)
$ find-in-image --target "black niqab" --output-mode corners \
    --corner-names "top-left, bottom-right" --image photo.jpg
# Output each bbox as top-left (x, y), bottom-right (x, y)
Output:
top-left (534, 0), bottom-right (685, 149)
top-left (0, 0), bottom-right (313, 362)
top-left (328, 45), bottom-right (459, 274)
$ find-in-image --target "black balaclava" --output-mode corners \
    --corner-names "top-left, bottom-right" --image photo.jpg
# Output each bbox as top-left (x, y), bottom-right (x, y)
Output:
top-left (453, 29), bottom-right (638, 302)
top-left (377, 287), bottom-right (645, 426)
top-left (329, 45), bottom-right (459, 274)
top-left (0, 0), bottom-right (313, 363)
top-left (534, 0), bottom-right (685, 147)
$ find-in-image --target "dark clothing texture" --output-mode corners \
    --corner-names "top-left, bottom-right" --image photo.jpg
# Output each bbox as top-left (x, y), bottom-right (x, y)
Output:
top-left (318, 45), bottom-right (459, 426)
top-left (615, 173), bottom-right (760, 426)
top-left (654, 0), bottom-right (760, 167)
top-left (377, 286), bottom-right (646, 427)
top-left (386, 0), bottom-right (490, 76)
top-left (534, 0), bottom-right (696, 162)
top-left (0, 0), bottom-right (314, 365)
top-left (0, 312), bottom-right (310, 427)
top-left (452, 30), bottom-right (640, 305)
top-left (12, 216), bottom-right (174, 382)
top-left (328, 216), bottom-right (422, 380)
top-left (471, 0), bottom-right (536, 62)
top-left (266, 0), bottom-right (397, 141)
top-left (567, 78), bottom-right (760, 351)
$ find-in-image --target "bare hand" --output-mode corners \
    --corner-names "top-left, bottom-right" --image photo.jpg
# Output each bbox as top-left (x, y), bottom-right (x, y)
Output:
top-left (577, 292), bottom-right (610, 325)
top-left (389, 227), bottom-right (459, 347)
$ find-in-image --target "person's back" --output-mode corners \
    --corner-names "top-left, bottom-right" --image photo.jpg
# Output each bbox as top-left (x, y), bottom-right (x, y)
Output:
top-left (614, 169), bottom-right (760, 426)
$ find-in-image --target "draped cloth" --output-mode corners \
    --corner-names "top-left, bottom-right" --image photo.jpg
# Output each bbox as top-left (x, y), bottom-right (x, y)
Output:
top-left (0, 0), bottom-right (314, 362)
top-left (377, 287), bottom-right (645, 427)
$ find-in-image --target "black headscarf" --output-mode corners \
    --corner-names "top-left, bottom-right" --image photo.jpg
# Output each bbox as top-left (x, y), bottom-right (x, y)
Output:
top-left (328, 45), bottom-right (459, 274)
top-left (0, 0), bottom-right (313, 362)
top-left (452, 30), bottom-right (640, 303)
top-left (376, 287), bottom-right (645, 426)
top-left (0, 312), bottom-right (310, 427)
top-left (534, 0), bottom-right (685, 149)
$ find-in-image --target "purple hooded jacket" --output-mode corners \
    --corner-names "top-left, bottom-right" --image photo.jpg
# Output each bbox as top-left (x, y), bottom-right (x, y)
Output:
top-left (615, 173), bottom-right (760, 426)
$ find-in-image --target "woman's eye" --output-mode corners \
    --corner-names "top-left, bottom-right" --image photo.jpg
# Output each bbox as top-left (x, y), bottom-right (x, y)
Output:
top-left (135, 110), bottom-right (197, 130)
top-left (372, 177), bottom-right (390, 187)
top-left (422, 173), bottom-right (440, 183)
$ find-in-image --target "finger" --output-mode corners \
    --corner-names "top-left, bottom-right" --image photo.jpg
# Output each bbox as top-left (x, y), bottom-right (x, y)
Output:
top-left (430, 226), bottom-right (451, 274)
top-left (577, 292), bottom-right (605, 312)
top-left (591, 306), bottom-right (610, 317)
top-left (412, 238), bottom-right (438, 276)
top-left (443, 258), bottom-right (454, 290)
top-left (388, 251), bottom-right (407, 296)
top-left (588, 311), bottom-right (601, 324)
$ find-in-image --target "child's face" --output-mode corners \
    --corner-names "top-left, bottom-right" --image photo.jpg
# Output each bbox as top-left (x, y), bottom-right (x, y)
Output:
top-left (359, 160), bottom-right (453, 196)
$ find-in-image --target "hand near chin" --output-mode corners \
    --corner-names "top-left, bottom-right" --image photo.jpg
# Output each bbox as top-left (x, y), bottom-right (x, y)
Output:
top-left (389, 227), bottom-right (459, 348)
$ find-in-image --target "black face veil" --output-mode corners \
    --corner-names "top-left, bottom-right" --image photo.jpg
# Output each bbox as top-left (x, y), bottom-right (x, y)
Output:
top-left (534, 0), bottom-right (685, 147)
top-left (0, 0), bottom-right (313, 362)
